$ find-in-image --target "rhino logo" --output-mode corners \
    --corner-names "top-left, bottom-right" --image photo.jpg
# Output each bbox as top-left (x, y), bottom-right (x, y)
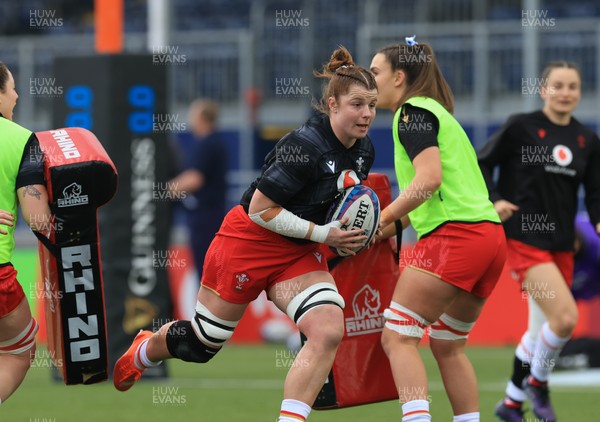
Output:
top-left (63, 182), bottom-right (82, 199)
top-left (352, 284), bottom-right (381, 319)
top-left (57, 182), bottom-right (88, 208)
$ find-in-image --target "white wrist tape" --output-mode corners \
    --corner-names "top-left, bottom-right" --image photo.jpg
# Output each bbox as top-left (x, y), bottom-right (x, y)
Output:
top-left (310, 220), bottom-right (341, 243)
top-left (249, 207), bottom-right (339, 243)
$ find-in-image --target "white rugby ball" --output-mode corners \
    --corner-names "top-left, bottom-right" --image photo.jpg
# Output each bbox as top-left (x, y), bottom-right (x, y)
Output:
top-left (328, 185), bottom-right (380, 256)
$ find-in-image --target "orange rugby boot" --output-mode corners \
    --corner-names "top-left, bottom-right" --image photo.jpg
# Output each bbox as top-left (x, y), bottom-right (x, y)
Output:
top-left (113, 330), bottom-right (154, 392)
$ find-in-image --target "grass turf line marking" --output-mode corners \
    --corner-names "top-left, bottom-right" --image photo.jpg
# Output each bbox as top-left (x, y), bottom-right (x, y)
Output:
top-left (158, 378), bottom-right (600, 392)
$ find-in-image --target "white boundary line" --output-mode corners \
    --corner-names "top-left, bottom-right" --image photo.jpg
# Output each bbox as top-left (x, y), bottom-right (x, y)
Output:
top-left (152, 374), bottom-right (600, 391)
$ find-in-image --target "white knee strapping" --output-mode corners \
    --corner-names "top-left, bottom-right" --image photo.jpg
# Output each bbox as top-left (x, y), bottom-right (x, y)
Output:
top-left (286, 282), bottom-right (345, 324)
top-left (191, 301), bottom-right (239, 348)
top-left (0, 318), bottom-right (38, 355)
top-left (429, 313), bottom-right (474, 340)
top-left (383, 302), bottom-right (430, 338)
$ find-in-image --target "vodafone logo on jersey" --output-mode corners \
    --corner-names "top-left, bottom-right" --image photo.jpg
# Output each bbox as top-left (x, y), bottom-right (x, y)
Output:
top-left (552, 144), bottom-right (573, 167)
top-left (337, 169), bottom-right (360, 190)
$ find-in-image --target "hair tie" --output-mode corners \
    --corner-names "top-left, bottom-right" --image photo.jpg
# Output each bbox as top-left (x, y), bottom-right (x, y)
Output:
top-left (405, 35), bottom-right (418, 46)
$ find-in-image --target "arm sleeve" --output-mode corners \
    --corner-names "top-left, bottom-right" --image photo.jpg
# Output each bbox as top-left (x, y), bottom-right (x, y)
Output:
top-left (476, 116), bottom-right (517, 203)
top-left (16, 134), bottom-right (45, 189)
top-left (256, 134), bottom-right (318, 205)
top-left (398, 104), bottom-right (439, 161)
top-left (584, 135), bottom-right (600, 226)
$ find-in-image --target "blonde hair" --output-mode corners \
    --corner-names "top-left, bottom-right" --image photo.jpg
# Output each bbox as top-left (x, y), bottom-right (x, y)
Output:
top-left (189, 98), bottom-right (219, 128)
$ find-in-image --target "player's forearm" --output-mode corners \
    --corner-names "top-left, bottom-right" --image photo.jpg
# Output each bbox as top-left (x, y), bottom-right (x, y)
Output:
top-left (248, 188), bottom-right (339, 242)
top-left (381, 176), bottom-right (439, 226)
top-left (17, 184), bottom-right (52, 235)
top-left (377, 215), bottom-right (410, 240)
top-left (249, 206), bottom-right (335, 243)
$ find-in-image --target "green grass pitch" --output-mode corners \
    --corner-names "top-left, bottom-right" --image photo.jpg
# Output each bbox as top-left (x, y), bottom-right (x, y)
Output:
top-left (4, 345), bottom-right (599, 421)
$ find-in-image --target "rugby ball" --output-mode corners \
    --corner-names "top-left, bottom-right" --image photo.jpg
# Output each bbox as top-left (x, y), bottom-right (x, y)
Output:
top-left (328, 185), bottom-right (380, 256)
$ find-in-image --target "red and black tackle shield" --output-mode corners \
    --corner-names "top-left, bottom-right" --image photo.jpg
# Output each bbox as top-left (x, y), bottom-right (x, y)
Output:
top-left (312, 173), bottom-right (400, 409)
top-left (36, 127), bottom-right (117, 385)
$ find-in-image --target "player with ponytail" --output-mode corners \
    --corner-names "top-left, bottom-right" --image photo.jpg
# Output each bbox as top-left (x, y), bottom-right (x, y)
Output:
top-left (370, 38), bottom-right (506, 422)
top-left (0, 61), bottom-right (51, 405)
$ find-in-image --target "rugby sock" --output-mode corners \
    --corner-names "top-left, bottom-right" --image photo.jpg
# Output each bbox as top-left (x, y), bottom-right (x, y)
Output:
top-left (515, 331), bottom-right (535, 364)
top-left (505, 358), bottom-right (529, 403)
top-left (504, 332), bottom-right (535, 403)
top-left (278, 399), bottom-right (311, 421)
top-left (530, 322), bottom-right (569, 382)
top-left (402, 400), bottom-right (431, 421)
top-left (134, 339), bottom-right (161, 370)
top-left (453, 412), bottom-right (479, 422)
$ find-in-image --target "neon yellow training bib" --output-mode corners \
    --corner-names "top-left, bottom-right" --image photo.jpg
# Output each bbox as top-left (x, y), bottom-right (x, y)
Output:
top-left (392, 96), bottom-right (500, 238)
top-left (0, 118), bottom-right (33, 263)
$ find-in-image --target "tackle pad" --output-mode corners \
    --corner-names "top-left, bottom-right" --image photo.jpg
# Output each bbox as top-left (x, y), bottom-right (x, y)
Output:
top-left (35, 127), bottom-right (117, 385)
top-left (310, 173), bottom-right (400, 409)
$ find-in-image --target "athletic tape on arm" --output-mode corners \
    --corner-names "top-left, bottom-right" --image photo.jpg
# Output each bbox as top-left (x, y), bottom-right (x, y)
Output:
top-left (249, 207), bottom-right (340, 243)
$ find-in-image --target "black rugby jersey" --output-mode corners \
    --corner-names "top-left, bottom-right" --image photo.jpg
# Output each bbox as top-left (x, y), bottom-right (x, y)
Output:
top-left (241, 113), bottom-right (375, 240)
top-left (478, 110), bottom-right (600, 251)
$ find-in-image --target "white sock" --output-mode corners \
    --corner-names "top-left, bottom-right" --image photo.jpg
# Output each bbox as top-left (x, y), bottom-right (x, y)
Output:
top-left (402, 399), bottom-right (431, 421)
top-left (531, 322), bottom-right (569, 382)
top-left (515, 332), bottom-right (535, 364)
top-left (506, 381), bottom-right (527, 402)
top-left (134, 339), bottom-right (161, 370)
top-left (453, 412), bottom-right (479, 421)
top-left (279, 399), bottom-right (311, 421)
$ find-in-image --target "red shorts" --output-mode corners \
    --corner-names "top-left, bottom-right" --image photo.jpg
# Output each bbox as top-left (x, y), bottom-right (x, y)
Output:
top-left (506, 239), bottom-right (574, 287)
top-left (0, 264), bottom-right (26, 317)
top-left (406, 222), bottom-right (507, 298)
top-left (201, 205), bottom-right (329, 304)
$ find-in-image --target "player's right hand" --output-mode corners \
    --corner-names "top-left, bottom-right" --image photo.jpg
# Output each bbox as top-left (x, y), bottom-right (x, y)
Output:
top-left (494, 199), bottom-right (519, 222)
top-left (324, 216), bottom-right (368, 255)
top-left (0, 210), bottom-right (15, 235)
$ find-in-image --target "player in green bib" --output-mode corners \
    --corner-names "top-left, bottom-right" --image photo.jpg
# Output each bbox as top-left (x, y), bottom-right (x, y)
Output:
top-left (0, 61), bottom-right (51, 405)
top-left (370, 39), bottom-right (506, 422)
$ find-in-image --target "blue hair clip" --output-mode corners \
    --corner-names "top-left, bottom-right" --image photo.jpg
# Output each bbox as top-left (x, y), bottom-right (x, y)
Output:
top-left (405, 35), bottom-right (418, 46)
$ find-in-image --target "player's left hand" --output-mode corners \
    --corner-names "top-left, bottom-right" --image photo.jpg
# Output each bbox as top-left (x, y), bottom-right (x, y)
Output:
top-left (0, 210), bottom-right (15, 235)
top-left (596, 222), bottom-right (600, 235)
top-left (367, 226), bottom-right (383, 248)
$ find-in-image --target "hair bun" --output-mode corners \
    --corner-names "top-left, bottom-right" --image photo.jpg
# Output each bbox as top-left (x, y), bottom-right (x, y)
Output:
top-left (326, 46), bottom-right (355, 72)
